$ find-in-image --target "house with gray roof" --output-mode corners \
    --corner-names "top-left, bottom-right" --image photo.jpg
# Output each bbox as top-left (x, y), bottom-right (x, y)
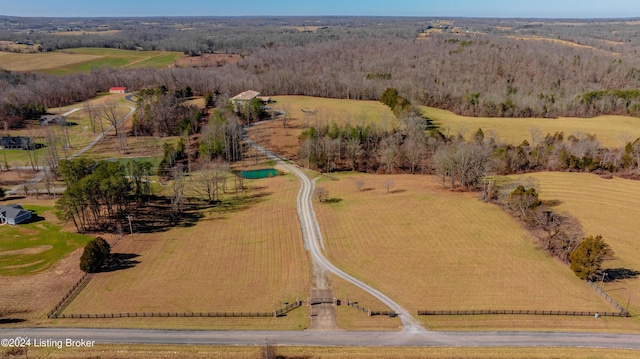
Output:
top-left (0, 204), bottom-right (32, 225)
top-left (39, 115), bottom-right (66, 126)
top-left (0, 136), bottom-right (34, 150)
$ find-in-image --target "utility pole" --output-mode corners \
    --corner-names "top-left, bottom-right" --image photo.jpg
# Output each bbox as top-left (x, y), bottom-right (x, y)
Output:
top-left (126, 215), bottom-right (133, 234)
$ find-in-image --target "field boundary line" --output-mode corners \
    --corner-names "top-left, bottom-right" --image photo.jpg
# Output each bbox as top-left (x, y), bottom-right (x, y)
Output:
top-left (49, 299), bottom-right (305, 319)
top-left (418, 309), bottom-right (628, 317)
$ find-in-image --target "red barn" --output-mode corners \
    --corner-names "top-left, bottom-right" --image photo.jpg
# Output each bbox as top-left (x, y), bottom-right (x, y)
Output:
top-left (109, 87), bottom-right (128, 94)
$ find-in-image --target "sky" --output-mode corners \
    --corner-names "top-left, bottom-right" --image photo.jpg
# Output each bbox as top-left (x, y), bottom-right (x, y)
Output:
top-left (1, 0), bottom-right (638, 18)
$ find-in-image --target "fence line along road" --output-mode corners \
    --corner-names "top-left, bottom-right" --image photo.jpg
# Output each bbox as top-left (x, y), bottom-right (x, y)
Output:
top-left (418, 310), bottom-right (627, 317)
top-left (248, 140), bottom-right (425, 333)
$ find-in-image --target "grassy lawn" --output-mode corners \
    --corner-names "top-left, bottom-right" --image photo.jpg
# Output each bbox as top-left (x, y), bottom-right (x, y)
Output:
top-left (60, 174), bottom-right (311, 330)
top-left (0, 205), bottom-right (92, 276)
top-left (421, 105), bottom-right (640, 148)
top-left (510, 172), bottom-right (640, 323)
top-left (313, 173), bottom-right (636, 332)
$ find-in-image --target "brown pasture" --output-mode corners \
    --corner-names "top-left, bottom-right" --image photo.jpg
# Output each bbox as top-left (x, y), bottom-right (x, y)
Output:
top-left (60, 174), bottom-right (311, 330)
top-left (312, 173), bottom-right (635, 331)
top-left (16, 344), bottom-right (640, 359)
top-left (511, 172), bottom-right (640, 323)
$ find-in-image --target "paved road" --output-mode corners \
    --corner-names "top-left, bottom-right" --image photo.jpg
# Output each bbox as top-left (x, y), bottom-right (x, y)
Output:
top-left (1, 328), bottom-right (640, 349)
top-left (250, 141), bottom-right (425, 332)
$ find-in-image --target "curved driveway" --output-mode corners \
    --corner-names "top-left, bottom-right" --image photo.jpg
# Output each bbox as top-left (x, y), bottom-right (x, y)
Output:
top-left (250, 141), bottom-right (422, 332)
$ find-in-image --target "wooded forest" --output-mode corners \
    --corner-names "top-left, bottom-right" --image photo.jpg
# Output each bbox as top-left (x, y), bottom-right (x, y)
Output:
top-left (4, 17), bottom-right (640, 125)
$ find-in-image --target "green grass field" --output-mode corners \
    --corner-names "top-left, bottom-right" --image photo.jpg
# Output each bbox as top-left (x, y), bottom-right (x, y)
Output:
top-left (421, 106), bottom-right (640, 148)
top-left (0, 205), bottom-right (91, 276)
top-left (313, 173), bottom-right (634, 331)
top-left (0, 47), bottom-right (183, 75)
top-left (510, 172), bottom-right (640, 321)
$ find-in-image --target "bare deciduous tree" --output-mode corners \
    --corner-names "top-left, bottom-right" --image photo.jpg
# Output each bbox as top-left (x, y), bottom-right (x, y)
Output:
top-left (101, 100), bottom-right (122, 136)
top-left (383, 179), bottom-right (394, 193)
top-left (315, 186), bottom-right (328, 202)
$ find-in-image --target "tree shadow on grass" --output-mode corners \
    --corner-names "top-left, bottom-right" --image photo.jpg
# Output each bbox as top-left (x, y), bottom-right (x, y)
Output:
top-left (541, 199), bottom-right (563, 207)
top-left (131, 191), bottom-right (271, 233)
top-left (0, 318), bottom-right (26, 324)
top-left (324, 198), bottom-right (342, 204)
top-left (99, 253), bottom-right (140, 273)
top-left (603, 268), bottom-right (640, 282)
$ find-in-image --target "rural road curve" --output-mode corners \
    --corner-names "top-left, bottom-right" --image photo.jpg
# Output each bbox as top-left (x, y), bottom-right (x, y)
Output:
top-left (249, 141), bottom-right (425, 332)
top-left (1, 328), bottom-right (640, 349)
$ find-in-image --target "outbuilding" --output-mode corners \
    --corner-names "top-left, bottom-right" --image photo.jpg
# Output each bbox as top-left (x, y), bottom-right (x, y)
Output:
top-left (0, 204), bottom-right (32, 225)
top-left (109, 87), bottom-right (128, 94)
top-left (39, 115), bottom-right (66, 126)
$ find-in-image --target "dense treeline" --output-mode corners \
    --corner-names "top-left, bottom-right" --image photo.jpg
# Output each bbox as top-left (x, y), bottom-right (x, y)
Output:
top-left (296, 105), bottom-right (640, 182)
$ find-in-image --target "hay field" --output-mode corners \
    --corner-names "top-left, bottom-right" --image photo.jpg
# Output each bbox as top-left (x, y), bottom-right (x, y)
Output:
top-left (511, 172), bottom-right (640, 321)
top-left (0, 51), bottom-right (101, 72)
top-left (271, 96), bottom-right (398, 130)
top-left (421, 106), bottom-right (640, 148)
top-left (0, 47), bottom-right (183, 74)
top-left (47, 48), bottom-right (183, 75)
top-left (62, 174), bottom-right (311, 330)
top-left (313, 173), bottom-right (627, 331)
